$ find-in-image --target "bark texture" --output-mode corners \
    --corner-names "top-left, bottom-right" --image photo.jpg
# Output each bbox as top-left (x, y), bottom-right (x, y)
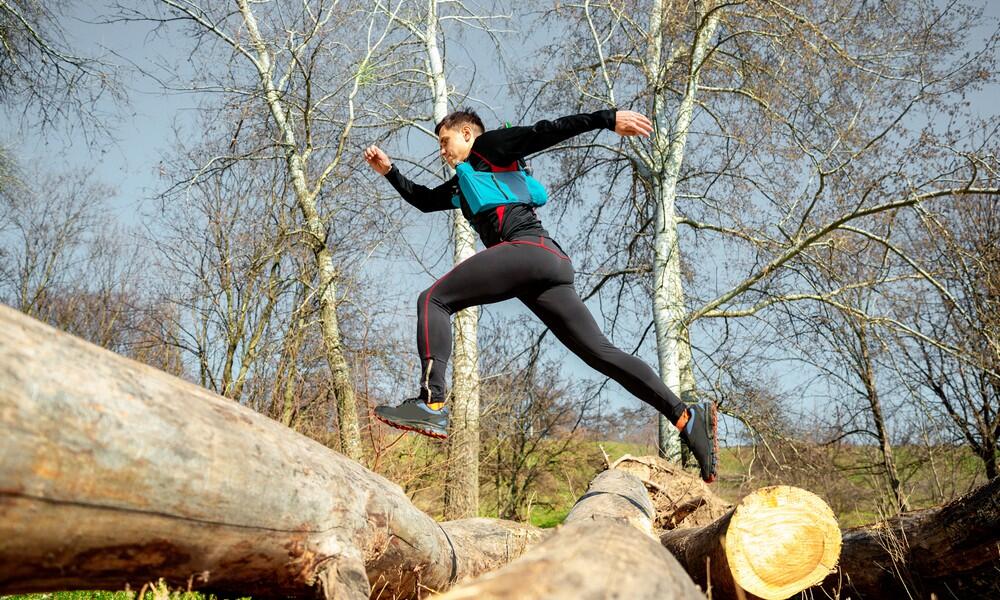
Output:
top-left (433, 470), bottom-right (706, 599)
top-left (609, 454), bottom-right (730, 530)
top-left (651, 2), bottom-right (721, 462)
top-left (819, 476), bottom-right (1000, 600)
top-left (660, 486), bottom-right (840, 600)
top-left (0, 305), bottom-right (535, 599)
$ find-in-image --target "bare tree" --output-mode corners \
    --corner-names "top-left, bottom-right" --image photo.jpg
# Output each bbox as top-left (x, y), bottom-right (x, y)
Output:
top-left (524, 0), bottom-right (1000, 466)
top-left (0, 0), bottom-right (120, 135)
top-left (0, 158), bottom-right (171, 372)
top-left (894, 196), bottom-right (1000, 478)
top-left (149, 131), bottom-right (296, 404)
top-left (791, 229), bottom-right (914, 511)
top-left (479, 325), bottom-right (599, 521)
top-left (116, 0), bottom-right (407, 460)
top-left (0, 167), bottom-right (110, 317)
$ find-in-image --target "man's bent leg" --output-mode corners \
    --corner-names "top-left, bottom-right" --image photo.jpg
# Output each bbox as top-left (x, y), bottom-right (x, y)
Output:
top-left (377, 241), bottom-right (573, 440)
top-left (416, 242), bottom-right (560, 402)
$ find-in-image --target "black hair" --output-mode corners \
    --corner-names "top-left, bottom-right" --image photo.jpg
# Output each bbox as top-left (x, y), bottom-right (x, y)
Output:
top-left (434, 109), bottom-right (485, 136)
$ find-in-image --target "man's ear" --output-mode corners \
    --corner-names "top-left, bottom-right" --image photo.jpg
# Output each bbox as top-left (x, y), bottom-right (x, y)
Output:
top-left (462, 124), bottom-right (474, 142)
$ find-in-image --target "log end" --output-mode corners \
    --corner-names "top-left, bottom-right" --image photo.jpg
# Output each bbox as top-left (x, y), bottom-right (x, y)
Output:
top-left (724, 486), bottom-right (841, 600)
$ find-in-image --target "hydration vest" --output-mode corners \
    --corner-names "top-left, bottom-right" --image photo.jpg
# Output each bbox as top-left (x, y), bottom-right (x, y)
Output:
top-left (450, 149), bottom-right (548, 214)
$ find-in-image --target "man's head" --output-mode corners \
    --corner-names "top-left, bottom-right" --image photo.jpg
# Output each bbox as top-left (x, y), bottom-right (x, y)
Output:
top-left (435, 109), bottom-right (484, 168)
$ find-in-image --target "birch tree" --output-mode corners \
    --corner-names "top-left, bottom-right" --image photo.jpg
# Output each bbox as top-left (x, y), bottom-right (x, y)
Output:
top-left (119, 0), bottom-right (403, 460)
top-left (374, 0), bottom-right (510, 518)
top-left (529, 0), bottom-right (1000, 463)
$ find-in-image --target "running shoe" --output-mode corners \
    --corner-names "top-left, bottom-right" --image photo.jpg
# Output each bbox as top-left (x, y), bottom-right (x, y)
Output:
top-left (679, 401), bottom-right (718, 483)
top-left (374, 397), bottom-right (449, 439)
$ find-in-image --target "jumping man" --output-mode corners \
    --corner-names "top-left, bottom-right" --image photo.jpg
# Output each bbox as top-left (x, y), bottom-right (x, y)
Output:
top-left (363, 108), bottom-right (718, 483)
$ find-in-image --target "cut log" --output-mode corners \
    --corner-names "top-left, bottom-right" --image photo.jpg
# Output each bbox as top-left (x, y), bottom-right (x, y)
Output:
top-left (660, 486), bottom-right (841, 600)
top-left (432, 469), bottom-right (707, 599)
top-left (0, 304), bottom-right (540, 599)
top-left (819, 476), bottom-right (1000, 600)
top-left (610, 454), bottom-right (730, 529)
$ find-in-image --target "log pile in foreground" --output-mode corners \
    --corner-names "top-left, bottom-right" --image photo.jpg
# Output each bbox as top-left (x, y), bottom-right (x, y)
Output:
top-left (13, 304), bottom-right (985, 600)
top-left (615, 454), bottom-right (842, 600)
top-left (0, 305), bottom-right (541, 600)
top-left (627, 450), bottom-right (1000, 600)
top-left (433, 469), bottom-right (706, 600)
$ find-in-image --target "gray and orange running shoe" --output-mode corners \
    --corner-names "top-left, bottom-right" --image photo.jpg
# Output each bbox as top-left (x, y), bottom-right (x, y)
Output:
top-left (374, 397), bottom-right (449, 439)
top-left (679, 401), bottom-right (719, 483)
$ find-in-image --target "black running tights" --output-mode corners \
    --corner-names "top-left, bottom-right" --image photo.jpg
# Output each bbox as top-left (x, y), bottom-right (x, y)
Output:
top-left (415, 235), bottom-right (686, 423)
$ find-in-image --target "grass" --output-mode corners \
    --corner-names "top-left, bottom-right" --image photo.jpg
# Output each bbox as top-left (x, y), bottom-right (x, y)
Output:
top-left (527, 504), bottom-right (571, 528)
top-left (0, 579), bottom-right (248, 600)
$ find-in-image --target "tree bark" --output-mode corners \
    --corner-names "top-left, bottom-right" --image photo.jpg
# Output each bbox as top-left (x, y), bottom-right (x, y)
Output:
top-left (0, 304), bottom-right (537, 599)
top-left (433, 470), bottom-right (706, 599)
top-left (819, 476), bottom-right (1000, 600)
top-left (609, 454), bottom-right (730, 530)
top-left (853, 318), bottom-right (909, 511)
top-left (660, 486), bottom-right (841, 600)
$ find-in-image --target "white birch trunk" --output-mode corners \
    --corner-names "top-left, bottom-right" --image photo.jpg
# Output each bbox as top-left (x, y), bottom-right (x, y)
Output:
top-left (649, 1), bottom-right (720, 460)
top-left (236, 0), bottom-right (362, 460)
top-left (425, 1), bottom-right (480, 518)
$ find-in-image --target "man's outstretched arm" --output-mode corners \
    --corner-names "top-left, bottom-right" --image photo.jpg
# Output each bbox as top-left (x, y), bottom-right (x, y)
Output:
top-left (364, 145), bottom-right (457, 213)
top-left (473, 110), bottom-right (653, 165)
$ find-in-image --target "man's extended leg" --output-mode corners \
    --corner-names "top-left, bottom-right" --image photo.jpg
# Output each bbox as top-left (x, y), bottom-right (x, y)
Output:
top-left (519, 282), bottom-right (718, 482)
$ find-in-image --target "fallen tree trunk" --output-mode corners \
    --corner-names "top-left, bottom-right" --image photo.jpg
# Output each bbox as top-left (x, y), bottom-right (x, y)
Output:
top-left (660, 486), bottom-right (841, 600)
top-left (0, 304), bottom-right (540, 599)
top-left (433, 469), bottom-right (706, 599)
top-left (819, 476), bottom-right (1000, 600)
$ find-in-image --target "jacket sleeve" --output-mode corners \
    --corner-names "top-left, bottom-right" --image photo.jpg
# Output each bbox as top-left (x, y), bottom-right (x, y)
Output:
top-left (384, 165), bottom-right (458, 213)
top-left (471, 109), bottom-right (617, 165)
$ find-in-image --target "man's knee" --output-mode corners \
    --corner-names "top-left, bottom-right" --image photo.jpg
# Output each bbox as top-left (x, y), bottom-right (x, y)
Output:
top-left (418, 287), bottom-right (449, 314)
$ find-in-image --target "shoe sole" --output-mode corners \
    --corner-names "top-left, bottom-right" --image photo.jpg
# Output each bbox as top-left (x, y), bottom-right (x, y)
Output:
top-left (374, 412), bottom-right (448, 440)
top-left (704, 401), bottom-right (718, 484)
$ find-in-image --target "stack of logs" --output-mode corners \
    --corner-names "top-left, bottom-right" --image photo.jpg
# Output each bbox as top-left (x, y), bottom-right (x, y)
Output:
top-left (1, 304), bottom-right (998, 599)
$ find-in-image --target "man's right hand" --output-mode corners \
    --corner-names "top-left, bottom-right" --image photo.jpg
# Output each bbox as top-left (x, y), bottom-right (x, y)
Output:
top-left (364, 145), bottom-right (393, 176)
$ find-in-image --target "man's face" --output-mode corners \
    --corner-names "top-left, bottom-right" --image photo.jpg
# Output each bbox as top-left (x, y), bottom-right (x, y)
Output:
top-left (438, 124), bottom-right (476, 168)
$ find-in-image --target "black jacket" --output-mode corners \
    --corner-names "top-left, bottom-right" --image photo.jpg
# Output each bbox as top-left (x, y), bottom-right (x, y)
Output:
top-left (384, 109), bottom-right (616, 247)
